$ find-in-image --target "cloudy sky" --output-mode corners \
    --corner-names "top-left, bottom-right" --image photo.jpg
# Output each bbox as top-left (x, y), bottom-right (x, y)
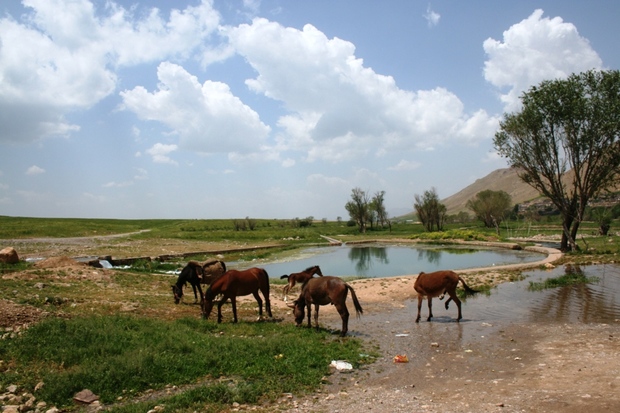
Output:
top-left (0, 1), bottom-right (617, 220)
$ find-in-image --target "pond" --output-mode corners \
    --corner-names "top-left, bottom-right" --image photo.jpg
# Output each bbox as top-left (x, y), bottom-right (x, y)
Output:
top-left (239, 244), bottom-right (546, 278)
top-left (465, 263), bottom-right (620, 323)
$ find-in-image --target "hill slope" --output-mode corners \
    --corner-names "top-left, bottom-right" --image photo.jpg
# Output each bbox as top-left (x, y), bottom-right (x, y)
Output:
top-left (442, 167), bottom-right (542, 215)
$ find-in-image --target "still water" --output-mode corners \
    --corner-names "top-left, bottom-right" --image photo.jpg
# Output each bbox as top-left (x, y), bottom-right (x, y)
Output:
top-left (465, 263), bottom-right (620, 323)
top-left (243, 244), bottom-right (545, 278)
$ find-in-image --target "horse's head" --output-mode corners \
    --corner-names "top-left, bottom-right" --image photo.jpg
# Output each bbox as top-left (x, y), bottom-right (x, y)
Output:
top-left (314, 266), bottom-right (323, 276)
top-left (287, 298), bottom-right (305, 326)
top-left (202, 297), bottom-right (214, 320)
top-left (171, 284), bottom-right (183, 304)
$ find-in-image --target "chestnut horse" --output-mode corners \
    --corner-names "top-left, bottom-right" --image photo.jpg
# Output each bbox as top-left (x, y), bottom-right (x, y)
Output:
top-left (288, 276), bottom-right (363, 337)
top-left (280, 265), bottom-right (323, 300)
top-left (414, 270), bottom-right (478, 322)
top-left (202, 267), bottom-right (272, 323)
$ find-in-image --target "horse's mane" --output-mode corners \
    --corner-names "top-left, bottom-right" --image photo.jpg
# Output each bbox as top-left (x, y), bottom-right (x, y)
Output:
top-left (304, 265), bottom-right (317, 272)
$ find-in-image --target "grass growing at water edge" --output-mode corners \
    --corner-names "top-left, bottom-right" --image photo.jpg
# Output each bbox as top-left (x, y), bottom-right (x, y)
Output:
top-left (0, 315), bottom-right (370, 411)
top-left (528, 267), bottom-right (599, 291)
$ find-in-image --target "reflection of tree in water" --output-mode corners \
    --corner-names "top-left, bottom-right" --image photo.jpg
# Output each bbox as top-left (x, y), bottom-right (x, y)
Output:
top-left (528, 265), bottom-right (620, 323)
top-left (417, 248), bottom-right (442, 266)
top-left (348, 247), bottom-right (389, 274)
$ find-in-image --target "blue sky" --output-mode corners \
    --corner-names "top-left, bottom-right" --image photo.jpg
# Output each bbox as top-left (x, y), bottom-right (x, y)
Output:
top-left (0, 1), bottom-right (617, 220)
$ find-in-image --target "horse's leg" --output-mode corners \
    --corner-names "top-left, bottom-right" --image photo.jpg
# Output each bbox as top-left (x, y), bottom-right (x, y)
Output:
top-left (197, 284), bottom-right (204, 305)
top-left (216, 298), bottom-right (227, 323)
top-left (335, 302), bottom-right (350, 337)
top-left (313, 304), bottom-right (320, 331)
top-left (252, 291), bottom-right (263, 321)
top-left (416, 295), bottom-right (423, 323)
top-left (306, 303), bottom-right (312, 328)
top-left (263, 286), bottom-right (272, 318)
top-left (445, 296), bottom-right (453, 310)
top-left (446, 290), bottom-right (462, 321)
top-left (230, 296), bottom-right (238, 323)
top-left (426, 297), bottom-right (434, 322)
top-left (191, 283), bottom-right (198, 304)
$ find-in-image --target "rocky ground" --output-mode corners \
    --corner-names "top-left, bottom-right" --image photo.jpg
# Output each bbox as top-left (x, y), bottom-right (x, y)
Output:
top-left (2, 237), bottom-right (620, 412)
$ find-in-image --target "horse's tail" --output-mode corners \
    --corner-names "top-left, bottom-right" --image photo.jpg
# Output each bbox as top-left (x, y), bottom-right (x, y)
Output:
top-left (220, 260), bottom-right (227, 273)
top-left (346, 284), bottom-right (363, 317)
top-left (260, 269), bottom-right (270, 293)
top-left (458, 277), bottom-right (478, 294)
top-left (280, 274), bottom-right (290, 280)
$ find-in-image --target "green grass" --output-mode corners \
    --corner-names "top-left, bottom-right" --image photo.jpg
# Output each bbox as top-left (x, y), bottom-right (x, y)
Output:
top-left (528, 266), bottom-right (599, 291)
top-left (0, 315), bottom-right (370, 411)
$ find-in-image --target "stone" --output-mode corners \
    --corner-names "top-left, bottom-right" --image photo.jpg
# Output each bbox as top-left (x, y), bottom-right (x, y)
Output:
top-left (73, 389), bottom-right (99, 404)
top-left (0, 247), bottom-right (19, 264)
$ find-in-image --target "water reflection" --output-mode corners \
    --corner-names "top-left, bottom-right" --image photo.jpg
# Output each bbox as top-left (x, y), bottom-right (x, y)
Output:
top-left (465, 264), bottom-right (620, 323)
top-left (526, 264), bottom-right (620, 323)
top-left (348, 246), bottom-right (389, 273)
top-left (255, 244), bottom-right (544, 278)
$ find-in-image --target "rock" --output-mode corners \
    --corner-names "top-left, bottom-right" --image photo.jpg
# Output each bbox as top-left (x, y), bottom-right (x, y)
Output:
top-left (6, 384), bottom-right (18, 393)
top-left (2, 405), bottom-right (19, 413)
top-left (0, 247), bottom-right (19, 264)
top-left (73, 389), bottom-right (99, 404)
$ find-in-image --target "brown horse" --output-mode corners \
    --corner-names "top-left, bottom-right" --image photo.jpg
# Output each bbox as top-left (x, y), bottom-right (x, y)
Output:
top-left (280, 265), bottom-right (323, 300)
top-left (414, 270), bottom-right (478, 322)
top-left (288, 276), bottom-right (363, 337)
top-left (202, 267), bottom-right (273, 323)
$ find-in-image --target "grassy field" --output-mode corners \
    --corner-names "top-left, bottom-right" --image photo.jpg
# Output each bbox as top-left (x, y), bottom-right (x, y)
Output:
top-left (1, 215), bottom-right (620, 411)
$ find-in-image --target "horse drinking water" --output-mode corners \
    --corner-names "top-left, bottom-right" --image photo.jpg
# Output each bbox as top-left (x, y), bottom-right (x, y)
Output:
top-left (202, 267), bottom-right (273, 323)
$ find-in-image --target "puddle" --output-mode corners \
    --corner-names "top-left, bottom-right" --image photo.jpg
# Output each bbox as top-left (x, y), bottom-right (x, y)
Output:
top-left (337, 264), bottom-right (620, 369)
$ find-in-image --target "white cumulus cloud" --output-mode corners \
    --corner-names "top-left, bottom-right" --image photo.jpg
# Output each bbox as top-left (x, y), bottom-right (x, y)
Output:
top-left (483, 9), bottom-right (603, 111)
top-left (121, 62), bottom-right (271, 154)
top-left (0, 0), bottom-right (221, 143)
top-left (224, 18), bottom-right (496, 163)
top-left (146, 142), bottom-right (179, 165)
top-left (26, 165), bottom-right (45, 175)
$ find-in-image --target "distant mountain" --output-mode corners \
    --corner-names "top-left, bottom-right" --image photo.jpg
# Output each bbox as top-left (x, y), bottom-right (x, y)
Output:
top-left (442, 167), bottom-right (541, 215)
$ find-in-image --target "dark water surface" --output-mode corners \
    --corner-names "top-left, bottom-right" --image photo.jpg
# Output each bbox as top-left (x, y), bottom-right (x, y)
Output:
top-left (251, 244), bottom-right (544, 278)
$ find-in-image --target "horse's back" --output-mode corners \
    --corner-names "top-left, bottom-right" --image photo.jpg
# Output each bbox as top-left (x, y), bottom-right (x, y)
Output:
top-left (414, 270), bottom-right (459, 296)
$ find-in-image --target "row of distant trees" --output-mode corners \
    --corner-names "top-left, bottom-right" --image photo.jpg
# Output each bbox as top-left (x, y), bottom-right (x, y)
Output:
top-left (345, 69), bottom-right (620, 252)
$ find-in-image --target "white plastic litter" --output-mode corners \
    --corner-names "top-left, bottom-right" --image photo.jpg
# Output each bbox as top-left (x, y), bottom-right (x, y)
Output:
top-left (330, 360), bottom-right (353, 370)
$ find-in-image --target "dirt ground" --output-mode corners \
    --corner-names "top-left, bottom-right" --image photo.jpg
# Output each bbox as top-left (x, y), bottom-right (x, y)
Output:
top-left (2, 238), bottom-right (620, 412)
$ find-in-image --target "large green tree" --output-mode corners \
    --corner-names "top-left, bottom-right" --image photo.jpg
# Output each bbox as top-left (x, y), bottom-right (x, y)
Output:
top-left (494, 70), bottom-right (620, 251)
top-left (414, 187), bottom-right (446, 232)
top-left (466, 190), bottom-right (512, 232)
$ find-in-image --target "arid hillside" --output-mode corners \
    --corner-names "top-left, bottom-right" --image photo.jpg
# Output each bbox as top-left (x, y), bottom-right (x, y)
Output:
top-left (442, 167), bottom-right (542, 214)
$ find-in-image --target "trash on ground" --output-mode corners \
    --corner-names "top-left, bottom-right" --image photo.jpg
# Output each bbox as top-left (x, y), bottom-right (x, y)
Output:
top-left (393, 354), bottom-right (409, 363)
top-left (330, 360), bottom-right (353, 370)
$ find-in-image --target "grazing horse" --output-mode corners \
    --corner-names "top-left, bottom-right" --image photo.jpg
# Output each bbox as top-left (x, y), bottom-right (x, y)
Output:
top-left (201, 259), bottom-right (227, 284)
top-left (288, 276), bottom-right (363, 337)
top-left (414, 270), bottom-right (478, 322)
top-left (202, 267), bottom-right (273, 323)
top-left (280, 265), bottom-right (323, 300)
top-left (171, 259), bottom-right (227, 304)
top-left (171, 261), bottom-right (204, 304)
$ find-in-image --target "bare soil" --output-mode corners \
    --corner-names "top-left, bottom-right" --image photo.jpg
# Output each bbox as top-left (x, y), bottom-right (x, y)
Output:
top-left (2, 237), bottom-right (620, 412)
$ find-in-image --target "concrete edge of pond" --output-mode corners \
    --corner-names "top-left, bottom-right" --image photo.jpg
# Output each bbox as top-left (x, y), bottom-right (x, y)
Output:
top-left (457, 245), bottom-right (563, 274)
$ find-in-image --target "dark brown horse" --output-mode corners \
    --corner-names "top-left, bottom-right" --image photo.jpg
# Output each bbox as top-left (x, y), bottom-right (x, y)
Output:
top-left (280, 265), bottom-right (323, 300)
top-left (202, 267), bottom-right (273, 323)
top-left (288, 276), bottom-right (363, 337)
top-left (171, 261), bottom-right (204, 304)
top-left (414, 270), bottom-right (478, 322)
top-left (171, 260), bottom-right (227, 304)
